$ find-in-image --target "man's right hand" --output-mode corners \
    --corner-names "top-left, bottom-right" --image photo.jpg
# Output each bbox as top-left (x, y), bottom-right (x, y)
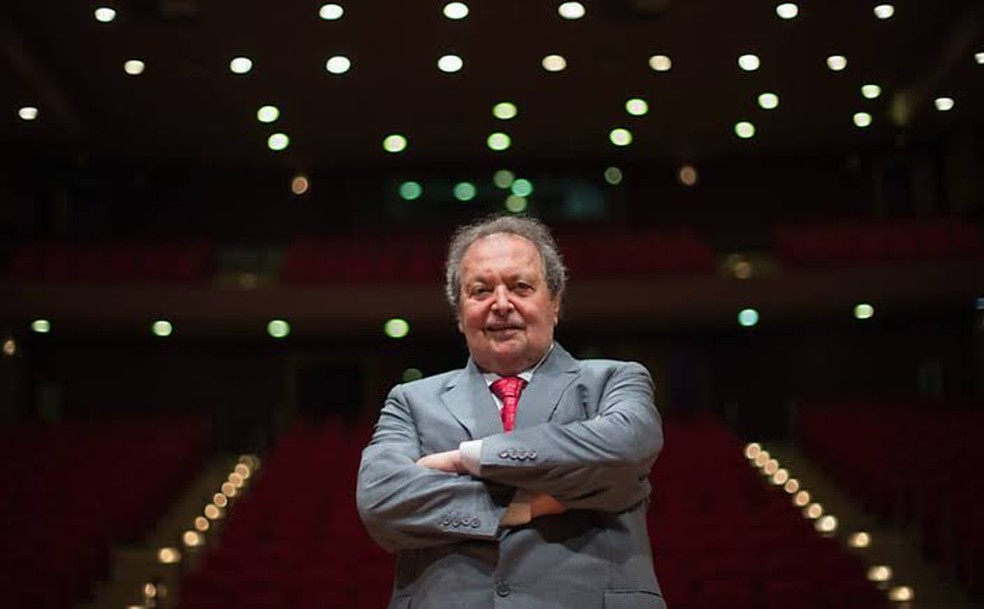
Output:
top-left (530, 492), bottom-right (566, 518)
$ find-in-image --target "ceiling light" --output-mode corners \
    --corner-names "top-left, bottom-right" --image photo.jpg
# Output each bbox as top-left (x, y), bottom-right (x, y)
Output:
top-left (383, 134), bottom-right (408, 153)
top-left (934, 97), bottom-right (955, 111)
top-left (826, 55), bottom-right (848, 71)
top-left (399, 181), bottom-right (423, 200)
top-left (542, 54), bottom-right (567, 72)
top-left (291, 175), bottom-right (310, 195)
top-left (152, 320), bottom-right (173, 337)
top-left (31, 319), bottom-right (51, 333)
top-left (493, 170), bottom-right (515, 188)
top-left (229, 57), bottom-right (253, 74)
top-left (18, 106), bottom-right (39, 121)
top-left (888, 587), bottom-right (914, 602)
top-left (267, 133), bottom-right (290, 151)
top-left (505, 195), bottom-right (528, 213)
top-left (384, 318), bottom-right (410, 339)
top-left (758, 92), bottom-right (779, 109)
top-left (325, 55), bottom-right (351, 74)
top-left (976, 52), bottom-right (984, 64)
top-left (492, 102), bottom-right (518, 120)
top-left (511, 179), bottom-right (534, 197)
top-left (738, 54), bottom-right (760, 71)
top-left (403, 368), bottom-right (424, 382)
top-left (319, 3), bottom-right (344, 20)
top-left (854, 303), bottom-right (875, 319)
top-left (861, 84), bottom-right (882, 99)
top-left (256, 105), bottom-right (280, 123)
top-left (438, 54), bottom-right (464, 73)
top-left (873, 4), bottom-right (895, 19)
top-left (625, 98), bottom-right (649, 116)
top-left (738, 308), bottom-right (759, 327)
top-left (487, 132), bottom-right (511, 151)
top-left (123, 59), bottom-right (145, 75)
top-left (558, 2), bottom-right (586, 19)
top-left (609, 128), bottom-right (632, 146)
top-left (443, 2), bottom-right (469, 19)
top-left (604, 167), bottom-right (623, 185)
top-left (853, 112), bottom-right (872, 127)
top-left (734, 121), bottom-right (756, 139)
top-left (776, 3), bottom-right (798, 19)
top-left (453, 182), bottom-right (477, 201)
top-left (678, 164), bottom-right (698, 186)
top-left (94, 7), bottom-right (116, 22)
top-left (648, 55), bottom-right (672, 72)
top-left (267, 319), bottom-right (291, 338)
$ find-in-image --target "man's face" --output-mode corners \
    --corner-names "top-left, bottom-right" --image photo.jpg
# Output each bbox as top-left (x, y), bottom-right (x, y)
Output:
top-left (456, 233), bottom-right (560, 375)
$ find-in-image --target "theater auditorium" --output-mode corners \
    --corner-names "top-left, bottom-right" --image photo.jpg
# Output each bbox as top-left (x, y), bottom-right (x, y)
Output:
top-left (2, 1), bottom-right (983, 608)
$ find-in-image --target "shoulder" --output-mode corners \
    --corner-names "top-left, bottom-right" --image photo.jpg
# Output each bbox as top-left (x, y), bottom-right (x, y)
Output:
top-left (577, 358), bottom-right (649, 376)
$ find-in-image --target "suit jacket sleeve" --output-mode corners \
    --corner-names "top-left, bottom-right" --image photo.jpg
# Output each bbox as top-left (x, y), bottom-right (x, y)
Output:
top-left (356, 384), bottom-right (514, 552)
top-left (477, 361), bottom-right (663, 512)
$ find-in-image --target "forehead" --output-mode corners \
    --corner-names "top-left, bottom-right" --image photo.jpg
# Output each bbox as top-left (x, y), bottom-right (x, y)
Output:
top-left (460, 233), bottom-right (544, 278)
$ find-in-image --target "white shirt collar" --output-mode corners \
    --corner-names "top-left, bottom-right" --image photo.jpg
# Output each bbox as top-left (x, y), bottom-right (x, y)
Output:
top-left (482, 342), bottom-right (554, 386)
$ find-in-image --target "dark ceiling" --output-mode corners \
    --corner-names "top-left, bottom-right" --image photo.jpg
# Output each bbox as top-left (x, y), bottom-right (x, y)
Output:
top-left (4, 0), bottom-right (983, 171)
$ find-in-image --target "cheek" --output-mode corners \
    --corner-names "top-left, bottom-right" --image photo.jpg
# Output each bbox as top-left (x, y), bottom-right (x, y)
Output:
top-left (461, 307), bottom-right (485, 332)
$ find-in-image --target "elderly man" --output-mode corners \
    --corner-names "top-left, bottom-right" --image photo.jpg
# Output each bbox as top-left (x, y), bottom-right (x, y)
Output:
top-left (357, 215), bottom-right (666, 609)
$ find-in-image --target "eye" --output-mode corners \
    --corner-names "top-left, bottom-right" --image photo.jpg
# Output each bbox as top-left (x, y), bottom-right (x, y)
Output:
top-left (469, 285), bottom-right (491, 298)
top-left (513, 281), bottom-right (534, 294)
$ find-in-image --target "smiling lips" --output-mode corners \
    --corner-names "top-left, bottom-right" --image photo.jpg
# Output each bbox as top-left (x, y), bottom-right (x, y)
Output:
top-left (486, 324), bottom-right (523, 333)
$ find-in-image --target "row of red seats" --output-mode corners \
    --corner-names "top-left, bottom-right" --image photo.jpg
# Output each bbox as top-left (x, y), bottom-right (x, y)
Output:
top-left (560, 228), bottom-right (716, 276)
top-left (0, 418), bottom-right (207, 609)
top-left (797, 401), bottom-right (984, 599)
top-left (7, 220), bottom-right (977, 285)
top-left (649, 416), bottom-right (884, 609)
top-left (776, 220), bottom-right (982, 267)
top-left (6, 241), bottom-right (213, 283)
top-left (177, 414), bottom-right (886, 609)
top-left (178, 420), bottom-right (385, 609)
top-left (280, 235), bottom-right (445, 285)
top-left (280, 228), bottom-right (716, 285)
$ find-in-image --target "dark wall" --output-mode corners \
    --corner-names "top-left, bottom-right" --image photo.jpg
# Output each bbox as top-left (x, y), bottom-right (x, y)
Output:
top-left (6, 310), bottom-right (977, 446)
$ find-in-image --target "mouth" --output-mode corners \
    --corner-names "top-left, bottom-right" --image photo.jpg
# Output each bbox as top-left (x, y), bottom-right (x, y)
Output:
top-left (485, 324), bottom-right (523, 334)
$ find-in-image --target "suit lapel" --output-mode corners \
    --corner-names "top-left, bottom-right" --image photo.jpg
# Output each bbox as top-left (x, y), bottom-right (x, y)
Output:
top-left (514, 344), bottom-right (580, 430)
top-left (440, 359), bottom-right (503, 440)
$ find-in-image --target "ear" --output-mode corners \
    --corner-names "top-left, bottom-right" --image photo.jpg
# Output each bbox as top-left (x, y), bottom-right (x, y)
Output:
top-left (551, 297), bottom-right (561, 325)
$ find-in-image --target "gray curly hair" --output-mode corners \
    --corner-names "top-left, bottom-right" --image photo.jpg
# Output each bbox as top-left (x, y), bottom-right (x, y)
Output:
top-left (444, 215), bottom-right (567, 312)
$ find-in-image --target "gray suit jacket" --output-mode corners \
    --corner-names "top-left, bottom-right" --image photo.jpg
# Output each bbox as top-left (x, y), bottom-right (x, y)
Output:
top-left (357, 344), bottom-right (666, 609)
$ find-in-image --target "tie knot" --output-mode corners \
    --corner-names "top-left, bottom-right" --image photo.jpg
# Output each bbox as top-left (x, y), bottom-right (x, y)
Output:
top-left (491, 376), bottom-right (527, 400)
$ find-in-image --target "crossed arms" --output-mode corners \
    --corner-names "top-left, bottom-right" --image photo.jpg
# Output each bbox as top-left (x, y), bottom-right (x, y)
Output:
top-left (356, 362), bottom-right (663, 552)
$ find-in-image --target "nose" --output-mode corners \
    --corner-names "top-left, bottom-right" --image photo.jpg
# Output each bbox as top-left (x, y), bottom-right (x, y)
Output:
top-left (490, 285), bottom-right (512, 313)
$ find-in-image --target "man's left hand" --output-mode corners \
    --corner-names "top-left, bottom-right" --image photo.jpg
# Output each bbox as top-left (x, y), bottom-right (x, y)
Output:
top-left (417, 449), bottom-right (467, 473)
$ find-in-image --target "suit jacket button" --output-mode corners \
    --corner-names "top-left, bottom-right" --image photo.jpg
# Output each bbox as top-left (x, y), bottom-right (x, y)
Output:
top-left (498, 449), bottom-right (509, 459)
top-left (508, 448), bottom-right (518, 458)
top-left (452, 516), bottom-right (462, 527)
top-left (528, 450), bottom-right (537, 459)
top-left (495, 582), bottom-right (511, 597)
top-left (471, 518), bottom-right (481, 528)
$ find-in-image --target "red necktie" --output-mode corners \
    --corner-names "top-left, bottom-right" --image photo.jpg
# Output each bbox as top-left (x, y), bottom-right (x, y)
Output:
top-left (491, 376), bottom-right (527, 432)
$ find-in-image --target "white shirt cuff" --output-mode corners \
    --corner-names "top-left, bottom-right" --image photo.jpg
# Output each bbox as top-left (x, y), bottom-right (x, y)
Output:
top-left (459, 439), bottom-right (483, 476)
